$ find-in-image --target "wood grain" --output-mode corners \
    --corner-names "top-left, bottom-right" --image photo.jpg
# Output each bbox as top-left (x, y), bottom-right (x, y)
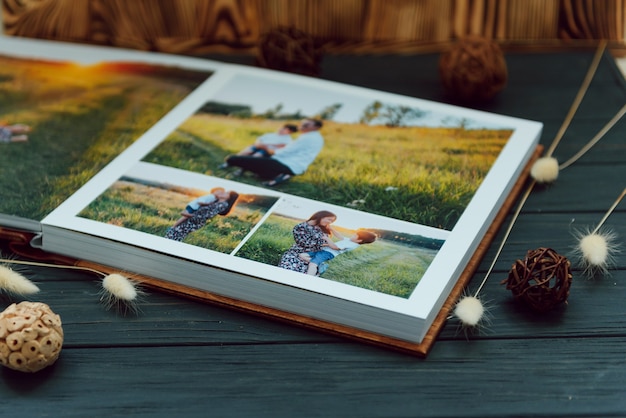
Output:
top-left (2, 0), bottom-right (626, 55)
top-left (3, 338), bottom-right (626, 417)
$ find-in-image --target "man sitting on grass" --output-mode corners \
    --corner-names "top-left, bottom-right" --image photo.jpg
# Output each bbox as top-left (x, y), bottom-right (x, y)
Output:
top-left (223, 118), bottom-right (324, 187)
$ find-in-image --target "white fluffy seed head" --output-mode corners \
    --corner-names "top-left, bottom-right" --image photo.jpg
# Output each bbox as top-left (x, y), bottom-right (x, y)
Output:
top-left (100, 273), bottom-right (142, 315)
top-left (102, 274), bottom-right (137, 301)
top-left (454, 295), bottom-right (485, 327)
top-left (530, 157), bottom-right (559, 183)
top-left (573, 228), bottom-right (619, 278)
top-left (0, 265), bottom-right (39, 295)
top-left (579, 233), bottom-right (608, 266)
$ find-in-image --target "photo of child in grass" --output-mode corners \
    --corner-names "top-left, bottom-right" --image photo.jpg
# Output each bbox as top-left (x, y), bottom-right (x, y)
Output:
top-left (170, 186), bottom-right (227, 228)
top-left (79, 163), bottom-right (280, 254)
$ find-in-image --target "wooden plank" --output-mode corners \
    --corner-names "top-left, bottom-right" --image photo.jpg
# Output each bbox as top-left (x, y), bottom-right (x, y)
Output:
top-left (479, 212), bottom-right (626, 270)
top-left (443, 268), bottom-right (626, 339)
top-left (2, 338), bottom-right (626, 417)
top-left (0, 261), bottom-right (337, 347)
top-left (319, 49), bottom-right (625, 120)
top-left (521, 171), bottom-right (626, 212)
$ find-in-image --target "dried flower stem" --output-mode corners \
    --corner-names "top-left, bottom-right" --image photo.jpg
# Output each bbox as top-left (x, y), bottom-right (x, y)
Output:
top-left (0, 257), bottom-right (141, 311)
top-left (545, 40), bottom-right (607, 158)
top-left (0, 257), bottom-right (106, 277)
top-left (471, 41), bottom-right (606, 298)
top-left (473, 181), bottom-right (535, 297)
top-left (591, 188), bottom-right (626, 235)
top-left (559, 104), bottom-right (626, 170)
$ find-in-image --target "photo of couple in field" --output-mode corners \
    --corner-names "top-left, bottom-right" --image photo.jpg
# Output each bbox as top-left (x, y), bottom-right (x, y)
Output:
top-left (78, 72), bottom-right (515, 298)
top-left (143, 73), bottom-right (515, 231)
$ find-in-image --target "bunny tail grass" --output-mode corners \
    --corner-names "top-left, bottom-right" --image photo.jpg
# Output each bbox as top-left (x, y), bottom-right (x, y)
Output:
top-left (454, 295), bottom-right (486, 328)
top-left (0, 264), bottom-right (40, 295)
top-left (530, 157), bottom-right (559, 184)
top-left (573, 229), bottom-right (619, 278)
top-left (100, 273), bottom-right (142, 314)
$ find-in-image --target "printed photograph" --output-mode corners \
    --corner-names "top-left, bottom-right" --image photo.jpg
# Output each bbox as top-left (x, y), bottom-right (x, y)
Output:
top-left (77, 158), bottom-right (447, 297)
top-left (0, 52), bottom-right (213, 221)
top-left (78, 163), bottom-right (279, 253)
top-left (235, 199), bottom-right (447, 298)
top-left (143, 73), bottom-right (515, 231)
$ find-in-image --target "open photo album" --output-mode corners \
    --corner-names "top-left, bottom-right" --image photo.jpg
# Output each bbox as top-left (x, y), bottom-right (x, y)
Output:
top-left (0, 36), bottom-right (542, 355)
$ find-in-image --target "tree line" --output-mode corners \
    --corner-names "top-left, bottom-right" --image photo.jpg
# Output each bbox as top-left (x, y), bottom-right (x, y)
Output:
top-left (199, 100), bottom-right (430, 127)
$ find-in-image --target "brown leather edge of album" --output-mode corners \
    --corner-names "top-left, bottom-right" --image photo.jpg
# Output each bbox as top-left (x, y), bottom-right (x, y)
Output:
top-left (0, 145), bottom-right (542, 357)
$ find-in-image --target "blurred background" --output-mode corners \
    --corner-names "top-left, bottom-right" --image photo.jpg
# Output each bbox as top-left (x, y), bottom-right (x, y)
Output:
top-left (1, 0), bottom-right (625, 55)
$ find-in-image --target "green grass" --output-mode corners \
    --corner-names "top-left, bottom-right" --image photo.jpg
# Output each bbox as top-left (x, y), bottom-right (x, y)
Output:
top-left (0, 57), bottom-right (210, 221)
top-left (144, 114), bottom-right (511, 230)
top-left (80, 180), bottom-right (269, 253)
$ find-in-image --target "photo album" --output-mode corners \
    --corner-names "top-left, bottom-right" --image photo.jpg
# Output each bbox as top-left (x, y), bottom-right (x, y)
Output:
top-left (0, 36), bottom-right (542, 356)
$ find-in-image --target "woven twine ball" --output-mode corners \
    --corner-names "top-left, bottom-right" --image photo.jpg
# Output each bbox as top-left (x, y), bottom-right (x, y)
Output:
top-left (439, 35), bottom-right (508, 103)
top-left (256, 26), bottom-right (322, 76)
top-left (502, 247), bottom-right (572, 312)
top-left (0, 301), bottom-right (63, 373)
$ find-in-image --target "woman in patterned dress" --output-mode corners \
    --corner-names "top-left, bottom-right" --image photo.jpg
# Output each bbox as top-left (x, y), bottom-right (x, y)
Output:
top-left (165, 189), bottom-right (239, 242)
top-left (278, 210), bottom-right (337, 273)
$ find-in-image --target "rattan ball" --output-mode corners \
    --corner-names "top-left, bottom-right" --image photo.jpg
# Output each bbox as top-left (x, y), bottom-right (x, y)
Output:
top-left (256, 26), bottom-right (322, 76)
top-left (0, 301), bottom-right (63, 372)
top-left (439, 35), bottom-right (507, 103)
top-left (502, 248), bottom-right (572, 312)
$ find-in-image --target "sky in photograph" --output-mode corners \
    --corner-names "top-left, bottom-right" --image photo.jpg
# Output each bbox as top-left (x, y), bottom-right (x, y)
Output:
top-left (212, 74), bottom-right (367, 123)
top-left (271, 197), bottom-right (449, 240)
top-left (210, 73), bottom-right (511, 129)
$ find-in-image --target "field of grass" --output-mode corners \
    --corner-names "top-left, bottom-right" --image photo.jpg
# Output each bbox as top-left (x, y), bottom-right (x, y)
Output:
top-left (80, 180), bottom-right (269, 253)
top-left (236, 214), bottom-right (437, 298)
top-left (0, 57), bottom-right (210, 221)
top-left (144, 114), bottom-right (512, 230)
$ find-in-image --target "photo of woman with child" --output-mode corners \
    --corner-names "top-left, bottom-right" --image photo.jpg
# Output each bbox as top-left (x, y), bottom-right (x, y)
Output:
top-left (165, 187), bottom-right (239, 242)
top-left (278, 210), bottom-right (376, 276)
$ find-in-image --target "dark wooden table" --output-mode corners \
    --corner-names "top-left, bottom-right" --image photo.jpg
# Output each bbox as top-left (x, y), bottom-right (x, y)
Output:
top-left (2, 46), bottom-right (626, 418)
